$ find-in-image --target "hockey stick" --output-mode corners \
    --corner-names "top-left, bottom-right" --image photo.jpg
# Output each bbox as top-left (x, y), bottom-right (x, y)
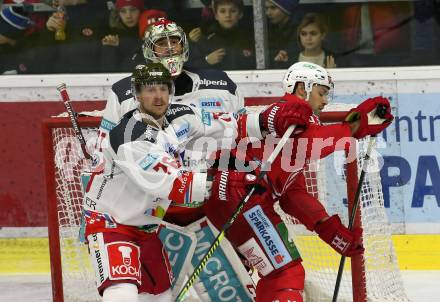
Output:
top-left (175, 124), bottom-right (296, 302)
top-left (332, 104), bottom-right (388, 302)
top-left (56, 83), bottom-right (91, 159)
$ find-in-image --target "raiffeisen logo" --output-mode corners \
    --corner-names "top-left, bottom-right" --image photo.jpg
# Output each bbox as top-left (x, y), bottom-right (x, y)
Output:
top-left (198, 78), bottom-right (228, 86)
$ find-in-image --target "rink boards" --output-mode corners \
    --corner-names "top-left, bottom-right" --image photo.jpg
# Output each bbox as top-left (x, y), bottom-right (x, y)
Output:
top-left (1, 234), bottom-right (439, 275)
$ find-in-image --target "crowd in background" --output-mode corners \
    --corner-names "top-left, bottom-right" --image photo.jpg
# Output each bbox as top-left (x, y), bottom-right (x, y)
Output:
top-left (0, 0), bottom-right (439, 74)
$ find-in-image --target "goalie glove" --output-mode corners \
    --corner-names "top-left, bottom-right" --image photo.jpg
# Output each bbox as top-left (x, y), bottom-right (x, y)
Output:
top-left (259, 99), bottom-right (312, 137)
top-left (314, 215), bottom-right (364, 257)
top-left (345, 96), bottom-right (394, 139)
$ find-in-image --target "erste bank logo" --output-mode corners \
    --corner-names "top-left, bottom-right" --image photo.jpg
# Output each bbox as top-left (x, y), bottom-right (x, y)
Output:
top-left (199, 97), bottom-right (223, 109)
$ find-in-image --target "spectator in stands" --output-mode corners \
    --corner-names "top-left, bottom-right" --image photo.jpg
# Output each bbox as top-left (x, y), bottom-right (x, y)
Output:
top-left (265, 0), bottom-right (299, 68)
top-left (199, 0), bottom-right (215, 22)
top-left (297, 13), bottom-right (336, 68)
top-left (138, 9), bottom-right (167, 38)
top-left (188, 0), bottom-right (255, 70)
top-left (100, 0), bottom-right (144, 72)
top-left (411, 0), bottom-right (440, 65)
top-left (0, 5), bottom-right (34, 74)
top-left (339, 2), bottom-right (412, 67)
top-left (33, 0), bottom-right (109, 73)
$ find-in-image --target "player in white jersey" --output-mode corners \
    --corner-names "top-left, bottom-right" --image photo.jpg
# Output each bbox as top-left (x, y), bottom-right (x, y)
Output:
top-left (90, 17), bottom-right (252, 301)
top-left (93, 18), bottom-right (286, 301)
top-left (84, 63), bottom-right (313, 302)
top-left (95, 18), bottom-right (246, 225)
top-left (97, 18), bottom-right (242, 147)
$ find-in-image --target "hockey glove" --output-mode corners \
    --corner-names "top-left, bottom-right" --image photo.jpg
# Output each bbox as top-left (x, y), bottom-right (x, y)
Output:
top-left (345, 96), bottom-right (394, 139)
top-left (208, 170), bottom-right (260, 204)
top-left (260, 99), bottom-right (312, 137)
top-left (314, 215), bottom-right (364, 257)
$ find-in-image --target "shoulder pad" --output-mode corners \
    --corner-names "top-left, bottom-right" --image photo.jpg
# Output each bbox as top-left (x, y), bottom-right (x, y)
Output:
top-left (166, 104), bottom-right (195, 122)
top-left (111, 76), bottom-right (133, 105)
top-left (110, 110), bottom-right (159, 153)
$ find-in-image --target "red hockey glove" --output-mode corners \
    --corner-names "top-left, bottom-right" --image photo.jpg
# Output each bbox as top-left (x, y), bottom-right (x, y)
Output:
top-left (345, 96), bottom-right (394, 139)
top-left (209, 170), bottom-right (259, 204)
top-left (260, 99), bottom-right (312, 137)
top-left (314, 215), bottom-right (364, 257)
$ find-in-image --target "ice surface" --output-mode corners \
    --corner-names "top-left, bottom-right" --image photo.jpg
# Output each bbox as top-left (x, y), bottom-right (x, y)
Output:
top-left (0, 271), bottom-right (439, 302)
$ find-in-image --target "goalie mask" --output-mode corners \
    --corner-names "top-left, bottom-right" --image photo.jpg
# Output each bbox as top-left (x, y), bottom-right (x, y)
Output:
top-left (282, 62), bottom-right (334, 101)
top-left (142, 18), bottom-right (189, 77)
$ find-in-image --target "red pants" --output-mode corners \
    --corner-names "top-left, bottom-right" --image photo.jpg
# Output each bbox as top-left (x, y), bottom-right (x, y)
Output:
top-left (256, 264), bottom-right (305, 302)
top-left (87, 231), bottom-right (172, 296)
top-left (205, 190), bottom-right (305, 301)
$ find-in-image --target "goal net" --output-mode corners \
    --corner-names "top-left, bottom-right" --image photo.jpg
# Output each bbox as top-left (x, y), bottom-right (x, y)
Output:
top-left (42, 108), bottom-right (409, 302)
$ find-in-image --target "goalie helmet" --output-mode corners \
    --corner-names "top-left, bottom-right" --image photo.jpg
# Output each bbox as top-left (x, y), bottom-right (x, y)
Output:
top-left (282, 62), bottom-right (333, 101)
top-left (142, 18), bottom-right (189, 77)
top-left (131, 63), bottom-right (174, 100)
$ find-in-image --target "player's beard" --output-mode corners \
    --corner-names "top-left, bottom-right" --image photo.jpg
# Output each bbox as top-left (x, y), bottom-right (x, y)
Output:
top-left (139, 103), bottom-right (168, 127)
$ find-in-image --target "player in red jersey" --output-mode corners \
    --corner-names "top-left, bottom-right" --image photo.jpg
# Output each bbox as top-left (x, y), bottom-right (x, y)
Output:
top-left (205, 61), bottom-right (394, 302)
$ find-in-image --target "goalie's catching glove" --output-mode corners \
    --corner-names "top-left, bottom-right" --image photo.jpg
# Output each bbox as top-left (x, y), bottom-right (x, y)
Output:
top-left (314, 215), bottom-right (364, 257)
top-left (345, 96), bottom-right (394, 139)
top-left (259, 99), bottom-right (312, 137)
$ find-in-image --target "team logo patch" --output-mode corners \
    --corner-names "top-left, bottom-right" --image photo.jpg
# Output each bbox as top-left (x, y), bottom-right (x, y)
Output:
top-left (106, 242), bottom-right (141, 283)
top-left (167, 59), bottom-right (178, 75)
top-left (243, 205), bottom-right (293, 269)
top-left (91, 153), bottom-right (105, 173)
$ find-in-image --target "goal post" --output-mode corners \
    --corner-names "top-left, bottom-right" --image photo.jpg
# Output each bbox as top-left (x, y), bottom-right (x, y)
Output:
top-left (42, 111), bottom-right (408, 302)
top-left (42, 116), bottom-right (101, 302)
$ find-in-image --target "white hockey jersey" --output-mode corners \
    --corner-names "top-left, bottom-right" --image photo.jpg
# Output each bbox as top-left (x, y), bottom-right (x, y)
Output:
top-left (95, 67), bottom-right (245, 172)
top-left (84, 104), bottom-right (262, 227)
top-left (98, 67), bottom-right (243, 136)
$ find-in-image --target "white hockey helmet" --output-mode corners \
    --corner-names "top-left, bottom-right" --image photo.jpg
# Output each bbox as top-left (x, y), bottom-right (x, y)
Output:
top-left (282, 61), bottom-right (333, 101)
top-left (142, 18), bottom-right (189, 77)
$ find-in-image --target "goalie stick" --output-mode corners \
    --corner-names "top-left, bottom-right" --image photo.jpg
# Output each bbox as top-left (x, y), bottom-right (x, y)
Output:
top-left (56, 83), bottom-right (91, 159)
top-left (332, 104), bottom-right (388, 302)
top-left (175, 124), bottom-right (296, 302)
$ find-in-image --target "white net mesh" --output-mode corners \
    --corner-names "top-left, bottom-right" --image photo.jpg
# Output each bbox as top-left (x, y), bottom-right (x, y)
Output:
top-left (45, 107), bottom-right (409, 302)
top-left (274, 139), bottom-right (409, 302)
top-left (51, 125), bottom-right (100, 302)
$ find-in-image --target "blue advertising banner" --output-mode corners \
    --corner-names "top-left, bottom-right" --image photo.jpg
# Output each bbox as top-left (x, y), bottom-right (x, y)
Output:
top-left (333, 92), bottom-right (440, 233)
